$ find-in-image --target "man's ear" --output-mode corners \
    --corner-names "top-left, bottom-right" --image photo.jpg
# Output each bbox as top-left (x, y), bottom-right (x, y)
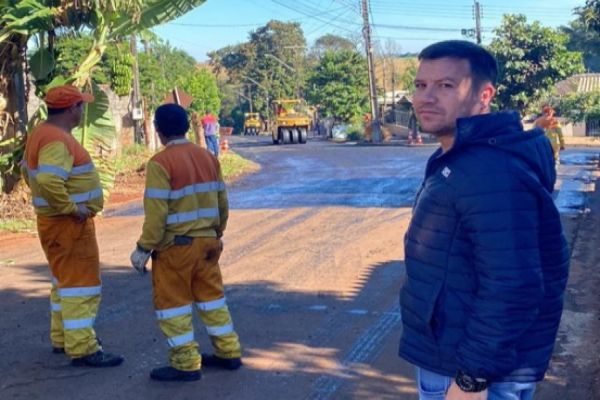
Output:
top-left (480, 83), bottom-right (496, 108)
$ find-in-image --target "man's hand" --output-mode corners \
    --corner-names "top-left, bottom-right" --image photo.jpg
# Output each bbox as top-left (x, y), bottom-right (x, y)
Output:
top-left (73, 204), bottom-right (92, 223)
top-left (446, 382), bottom-right (488, 400)
top-left (130, 246), bottom-right (152, 275)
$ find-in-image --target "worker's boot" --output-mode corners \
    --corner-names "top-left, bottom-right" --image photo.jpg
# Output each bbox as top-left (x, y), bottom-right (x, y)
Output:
top-left (71, 350), bottom-right (124, 367)
top-left (150, 366), bottom-right (201, 382)
top-left (201, 353), bottom-right (242, 370)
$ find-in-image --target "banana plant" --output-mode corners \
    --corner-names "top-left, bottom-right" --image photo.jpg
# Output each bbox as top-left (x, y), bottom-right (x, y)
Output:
top-left (0, 0), bottom-right (207, 196)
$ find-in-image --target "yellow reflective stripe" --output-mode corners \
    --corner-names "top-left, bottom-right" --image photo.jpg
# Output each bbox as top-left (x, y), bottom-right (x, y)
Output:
top-left (33, 187), bottom-right (103, 207)
top-left (38, 164), bottom-right (69, 179)
top-left (58, 285), bottom-right (101, 297)
top-left (167, 331), bottom-right (195, 348)
top-left (206, 323), bottom-right (234, 337)
top-left (71, 162), bottom-right (95, 175)
top-left (156, 304), bottom-right (193, 320)
top-left (145, 181), bottom-right (226, 200)
top-left (63, 317), bottom-right (95, 330)
top-left (195, 297), bottom-right (227, 312)
top-left (166, 207), bottom-right (219, 225)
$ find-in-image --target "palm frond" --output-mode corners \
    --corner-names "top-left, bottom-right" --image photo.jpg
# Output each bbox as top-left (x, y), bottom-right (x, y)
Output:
top-left (109, 0), bottom-right (206, 38)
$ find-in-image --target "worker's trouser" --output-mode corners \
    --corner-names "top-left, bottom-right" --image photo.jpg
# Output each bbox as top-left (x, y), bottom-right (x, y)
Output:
top-left (545, 131), bottom-right (562, 165)
top-left (37, 215), bottom-right (102, 359)
top-left (152, 236), bottom-right (241, 372)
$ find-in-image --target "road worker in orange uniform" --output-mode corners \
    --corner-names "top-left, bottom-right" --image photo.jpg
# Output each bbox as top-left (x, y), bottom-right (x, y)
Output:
top-left (130, 103), bottom-right (242, 382)
top-left (534, 105), bottom-right (565, 166)
top-left (21, 85), bottom-right (124, 368)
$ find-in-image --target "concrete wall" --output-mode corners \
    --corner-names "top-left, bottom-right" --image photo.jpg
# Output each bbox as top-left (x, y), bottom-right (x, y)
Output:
top-left (102, 85), bottom-right (134, 149)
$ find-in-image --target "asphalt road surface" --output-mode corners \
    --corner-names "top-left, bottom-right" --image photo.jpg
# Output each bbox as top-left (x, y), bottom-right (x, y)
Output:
top-left (1, 135), bottom-right (598, 400)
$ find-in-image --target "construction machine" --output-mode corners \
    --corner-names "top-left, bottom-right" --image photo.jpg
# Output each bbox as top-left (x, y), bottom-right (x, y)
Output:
top-left (271, 99), bottom-right (310, 144)
top-left (243, 112), bottom-right (262, 135)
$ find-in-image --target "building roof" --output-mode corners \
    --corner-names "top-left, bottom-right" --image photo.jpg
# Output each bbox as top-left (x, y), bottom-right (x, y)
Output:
top-left (555, 73), bottom-right (600, 96)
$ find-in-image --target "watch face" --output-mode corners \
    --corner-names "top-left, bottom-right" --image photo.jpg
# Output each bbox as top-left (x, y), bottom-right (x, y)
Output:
top-left (459, 375), bottom-right (475, 391)
top-left (456, 372), bottom-right (487, 392)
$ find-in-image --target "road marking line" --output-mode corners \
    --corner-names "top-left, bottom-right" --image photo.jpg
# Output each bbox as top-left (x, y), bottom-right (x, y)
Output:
top-left (308, 303), bottom-right (402, 400)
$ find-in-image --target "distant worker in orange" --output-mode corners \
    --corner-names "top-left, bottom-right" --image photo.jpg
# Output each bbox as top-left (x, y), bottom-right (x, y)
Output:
top-left (130, 104), bottom-right (242, 381)
top-left (534, 105), bottom-right (565, 166)
top-left (21, 85), bottom-right (124, 368)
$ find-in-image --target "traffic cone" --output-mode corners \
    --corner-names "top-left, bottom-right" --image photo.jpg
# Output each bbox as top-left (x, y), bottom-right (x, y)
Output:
top-left (220, 139), bottom-right (229, 153)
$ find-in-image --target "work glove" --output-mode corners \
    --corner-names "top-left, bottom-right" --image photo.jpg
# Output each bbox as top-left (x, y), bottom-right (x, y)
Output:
top-left (130, 245), bottom-right (151, 275)
top-left (73, 204), bottom-right (92, 223)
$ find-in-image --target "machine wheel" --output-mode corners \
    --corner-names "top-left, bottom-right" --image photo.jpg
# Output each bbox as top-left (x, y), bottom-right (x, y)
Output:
top-left (282, 129), bottom-right (292, 144)
top-left (290, 128), bottom-right (299, 144)
top-left (299, 128), bottom-right (308, 144)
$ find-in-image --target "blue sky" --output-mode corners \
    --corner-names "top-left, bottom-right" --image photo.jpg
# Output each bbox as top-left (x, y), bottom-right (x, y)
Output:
top-left (152, 0), bottom-right (584, 62)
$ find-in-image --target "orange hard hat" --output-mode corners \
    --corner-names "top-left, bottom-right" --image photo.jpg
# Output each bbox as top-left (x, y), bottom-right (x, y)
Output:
top-left (44, 85), bottom-right (94, 109)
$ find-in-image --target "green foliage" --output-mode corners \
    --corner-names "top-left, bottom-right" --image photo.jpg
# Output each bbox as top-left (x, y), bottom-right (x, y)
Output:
top-left (209, 20), bottom-right (307, 119)
top-left (489, 14), bottom-right (585, 113)
top-left (138, 42), bottom-right (196, 110)
top-left (399, 59), bottom-right (417, 93)
top-left (181, 68), bottom-right (220, 114)
top-left (556, 91), bottom-right (600, 123)
top-left (311, 34), bottom-right (356, 59)
top-left (114, 144), bottom-right (152, 174)
top-left (563, 16), bottom-right (600, 72)
top-left (306, 50), bottom-right (369, 122)
top-left (73, 83), bottom-right (118, 202)
top-left (578, 0), bottom-right (600, 32)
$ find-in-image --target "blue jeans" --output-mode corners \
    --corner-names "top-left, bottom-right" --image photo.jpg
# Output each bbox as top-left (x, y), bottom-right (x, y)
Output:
top-left (417, 368), bottom-right (536, 400)
top-left (205, 135), bottom-right (219, 156)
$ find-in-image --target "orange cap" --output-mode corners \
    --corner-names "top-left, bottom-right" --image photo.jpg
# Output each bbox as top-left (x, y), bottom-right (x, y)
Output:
top-left (44, 85), bottom-right (94, 109)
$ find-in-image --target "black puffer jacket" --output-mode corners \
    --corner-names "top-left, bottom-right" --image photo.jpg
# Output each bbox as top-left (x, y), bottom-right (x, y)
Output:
top-left (399, 111), bottom-right (570, 382)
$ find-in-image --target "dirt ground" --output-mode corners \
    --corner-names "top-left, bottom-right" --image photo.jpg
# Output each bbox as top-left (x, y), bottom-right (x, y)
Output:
top-left (1, 143), bottom-right (599, 399)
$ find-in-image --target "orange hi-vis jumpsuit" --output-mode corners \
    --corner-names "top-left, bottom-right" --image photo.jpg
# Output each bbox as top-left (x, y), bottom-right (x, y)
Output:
top-left (22, 122), bottom-right (104, 358)
top-left (138, 138), bottom-right (241, 372)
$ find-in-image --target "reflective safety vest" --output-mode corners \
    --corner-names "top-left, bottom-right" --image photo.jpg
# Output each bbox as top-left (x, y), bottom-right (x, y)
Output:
top-left (22, 122), bottom-right (103, 217)
top-left (138, 139), bottom-right (228, 251)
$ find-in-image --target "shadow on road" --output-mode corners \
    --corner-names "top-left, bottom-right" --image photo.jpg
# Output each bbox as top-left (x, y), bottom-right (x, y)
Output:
top-left (0, 258), bottom-right (419, 399)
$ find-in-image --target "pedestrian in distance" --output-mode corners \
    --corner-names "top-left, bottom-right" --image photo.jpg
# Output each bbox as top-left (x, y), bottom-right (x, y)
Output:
top-left (399, 40), bottom-right (569, 400)
top-left (21, 85), bottom-right (124, 368)
top-left (201, 111), bottom-right (220, 156)
top-left (534, 105), bottom-right (565, 167)
top-left (130, 103), bottom-right (242, 382)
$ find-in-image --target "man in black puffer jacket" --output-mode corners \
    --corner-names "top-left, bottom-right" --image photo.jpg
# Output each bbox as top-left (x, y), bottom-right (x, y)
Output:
top-left (399, 40), bottom-right (569, 400)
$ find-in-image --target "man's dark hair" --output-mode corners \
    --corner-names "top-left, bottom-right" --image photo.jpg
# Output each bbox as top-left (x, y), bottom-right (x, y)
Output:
top-left (154, 103), bottom-right (190, 137)
top-left (418, 40), bottom-right (498, 88)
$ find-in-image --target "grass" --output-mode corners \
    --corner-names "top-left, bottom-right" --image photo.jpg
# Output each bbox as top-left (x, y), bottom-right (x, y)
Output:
top-left (220, 150), bottom-right (260, 182)
top-left (114, 144), bottom-right (153, 174)
top-left (0, 218), bottom-right (35, 233)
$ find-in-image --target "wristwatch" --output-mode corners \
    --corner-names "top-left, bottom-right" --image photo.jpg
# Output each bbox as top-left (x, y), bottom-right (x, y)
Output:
top-left (455, 370), bottom-right (488, 392)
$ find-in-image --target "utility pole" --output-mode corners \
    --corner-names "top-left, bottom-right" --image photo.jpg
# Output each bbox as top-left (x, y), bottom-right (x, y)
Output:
top-left (361, 0), bottom-right (381, 142)
top-left (474, 1), bottom-right (482, 44)
top-left (130, 34), bottom-right (143, 144)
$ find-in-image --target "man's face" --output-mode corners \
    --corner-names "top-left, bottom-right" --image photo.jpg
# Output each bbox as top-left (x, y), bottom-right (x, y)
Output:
top-left (69, 102), bottom-right (84, 127)
top-left (413, 57), bottom-right (488, 136)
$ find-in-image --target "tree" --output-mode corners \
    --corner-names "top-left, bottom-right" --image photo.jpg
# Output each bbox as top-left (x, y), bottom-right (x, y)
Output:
top-left (306, 50), bottom-right (369, 122)
top-left (311, 34), bottom-right (357, 59)
top-left (578, 0), bottom-right (600, 32)
top-left (181, 67), bottom-right (220, 115)
top-left (489, 14), bottom-right (585, 113)
top-left (563, 19), bottom-right (600, 72)
top-left (208, 20), bottom-right (307, 123)
top-left (138, 41), bottom-right (197, 110)
top-left (556, 91), bottom-right (600, 123)
top-left (0, 0), bottom-right (207, 193)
